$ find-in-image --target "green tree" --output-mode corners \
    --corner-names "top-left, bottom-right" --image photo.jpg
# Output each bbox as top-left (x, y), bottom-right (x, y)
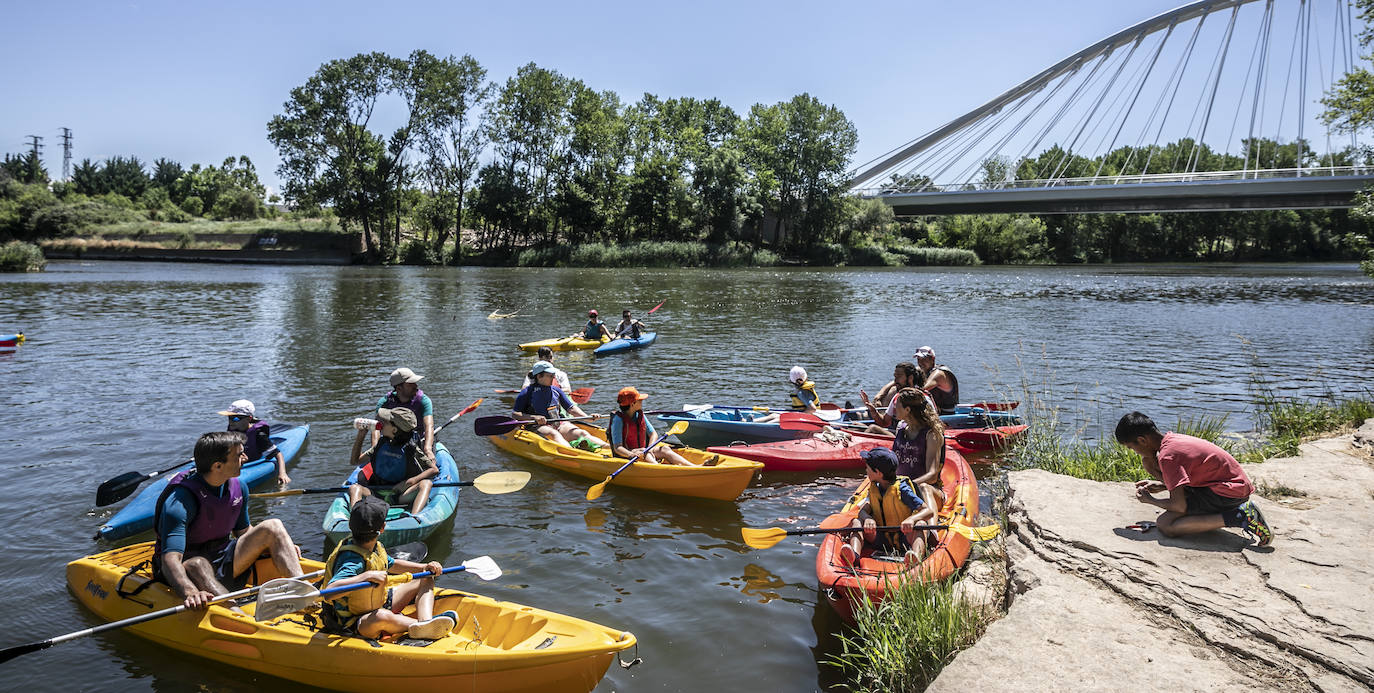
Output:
top-left (483, 62), bottom-right (575, 244)
top-left (70, 158), bottom-right (103, 195)
top-left (412, 51), bottom-right (490, 260)
top-left (100, 156), bottom-right (149, 199)
top-left (151, 158), bottom-right (184, 192)
top-left (268, 52), bottom-right (423, 260)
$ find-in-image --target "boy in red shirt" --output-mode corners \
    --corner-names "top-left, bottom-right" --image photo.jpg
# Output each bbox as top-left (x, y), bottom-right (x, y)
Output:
top-left (1115, 412), bottom-right (1271, 546)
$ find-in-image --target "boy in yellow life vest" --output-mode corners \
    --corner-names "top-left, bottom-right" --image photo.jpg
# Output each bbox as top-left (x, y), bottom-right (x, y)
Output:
top-left (840, 448), bottom-right (937, 568)
top-left (323, 496), bottom-right (457, 640)
top-left (787, 365), bottom-right (822, 412)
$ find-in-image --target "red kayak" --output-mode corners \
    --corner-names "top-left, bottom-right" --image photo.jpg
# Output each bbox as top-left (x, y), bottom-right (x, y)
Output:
top-left (706, 425), bottom-right (1025, 472)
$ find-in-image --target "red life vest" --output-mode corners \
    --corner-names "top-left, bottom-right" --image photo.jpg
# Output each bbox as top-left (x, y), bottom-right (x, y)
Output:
top-left (613, 410), bottom-right (648, 449)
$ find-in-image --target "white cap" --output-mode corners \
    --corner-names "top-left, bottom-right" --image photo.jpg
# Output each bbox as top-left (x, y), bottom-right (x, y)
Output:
top-left (913, 346), bottom-right (935, 360)
top-left (789, 366), bottom-right (808, 384)
top-left (217, 399), bottom-right (255, 417)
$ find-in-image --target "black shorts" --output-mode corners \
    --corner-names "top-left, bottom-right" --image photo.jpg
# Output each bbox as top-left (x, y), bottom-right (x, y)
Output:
top-left (1183, 486), bottom-right (1248, 516)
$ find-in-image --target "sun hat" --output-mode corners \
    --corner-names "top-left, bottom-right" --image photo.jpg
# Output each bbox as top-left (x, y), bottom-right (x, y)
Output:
top-left (376, 407), bottom-right (417, 432)
top-left (531, 360), bottom-right (557, 376)
top-left (349, 496), bottom-right (389, 538)
top-left (789, 366), bottom-right (808, 384)
top-left (913, 346), bottom-right (935, 360)
top-left (216, 399), bottom-right (256, 418)
top-left (389, 367), bottom-right (424, 388)
top-left (617, 386), bottom-right (650, 406)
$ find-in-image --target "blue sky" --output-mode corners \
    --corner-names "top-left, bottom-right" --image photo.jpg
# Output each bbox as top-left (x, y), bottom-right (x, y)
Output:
top-left (0, 0), bottom-right (1334, 193)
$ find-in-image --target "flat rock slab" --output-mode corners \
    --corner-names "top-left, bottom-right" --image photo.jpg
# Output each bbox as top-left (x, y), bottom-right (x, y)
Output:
top-left (933, 421), bottom-right (1374, 692)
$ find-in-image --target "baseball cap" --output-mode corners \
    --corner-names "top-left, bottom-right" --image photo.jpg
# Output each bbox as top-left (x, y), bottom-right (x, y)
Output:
top-left (376, 407), bottom-right (417, 432)
top-left (349, 496), bottom-right (389, 539)
top-left (588, 309), bottom-right (598, 317)
top-left (531, 360), bottom-right (556, 376)
top-left (617, 386), bottom-right (649, 406)
top-left (389, 367), bottom-right (424, 387)
top-left (216, 399), bottom-right (256, 418)
top-left (913, 346), bottom-right (935, 359)
top-left (860, 447), bottom-right (899, 476)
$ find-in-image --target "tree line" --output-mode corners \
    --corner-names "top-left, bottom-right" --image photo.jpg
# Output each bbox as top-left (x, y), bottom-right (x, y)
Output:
top-left (266, 50), bottom-right (858, 263)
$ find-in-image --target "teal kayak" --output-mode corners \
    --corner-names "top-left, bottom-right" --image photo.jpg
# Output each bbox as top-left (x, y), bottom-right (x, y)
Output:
top-left (321, 442), bottom-right (460, 546)
top-left (594, 332), bottom-right (656, 355)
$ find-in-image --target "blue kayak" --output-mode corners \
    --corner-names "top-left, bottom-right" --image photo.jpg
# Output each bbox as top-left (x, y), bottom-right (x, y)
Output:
top-left (96, 423), bottom-right (310, 542)
top-left (321, 441), bottom-right (460, 546)
top-left (657, 406), bottom-right (813, 446)
top-left (594, 332), bottom-right (656, 355)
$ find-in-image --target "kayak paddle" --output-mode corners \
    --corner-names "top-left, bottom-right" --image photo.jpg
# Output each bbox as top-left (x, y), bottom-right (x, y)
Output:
top-left (253, 471), bottom-right (532, 498)
top-left (254, 558), bottom-right (501, 622)
top-left (492, 387), bottom-right (593, 404)
top-left (473, 414), bottom-right (598, 437)
top-left (433, 398), bottom-right (484, 436)
top-left (647, 300), bottom-right (665, 314)
top-left (0, 568), bottom-right (326, 663)
top-left (96, 459), bottom-right (192, 507)
top-left (585, 420), bottom-right (690, 501)
top-left (741, 522), bottom-right (1001, 550)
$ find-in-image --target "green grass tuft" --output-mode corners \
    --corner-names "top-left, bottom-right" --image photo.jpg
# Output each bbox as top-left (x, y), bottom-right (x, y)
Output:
top-left (0, 241), bottom-right (45, 272)
top-left (826, 577), bottom-right (989, 692)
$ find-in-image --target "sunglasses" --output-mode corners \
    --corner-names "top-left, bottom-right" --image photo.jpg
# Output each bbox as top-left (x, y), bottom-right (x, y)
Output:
top-left (228, 415), bottom-right (249, 423)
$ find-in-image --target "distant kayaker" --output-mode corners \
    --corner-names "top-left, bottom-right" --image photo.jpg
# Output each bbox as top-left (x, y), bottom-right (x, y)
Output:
top-left (839, 448), bottom-right (938, 568)
top-left (913, 346), bottom-right (960, 414)
top-left (610, 387), bottom-right (696, 466)
top-left (347, 407), bottom-right (438, 516)
top-left (153, 431), bottom-right (305, 611)
top-left (1116, 411), bottom-right (1272, 546)
top-left (521, 346), bottom-right (572, 393)
top-left (512, 360), bottom-right (602, 449)
top-left (858, 362), bottom-right (921, 432)
top-left (571, 309), bottom-right (611, 341)
top-left (218, 399), bottom-right (290, 485)
top-left (889, 387), bottom-right (946, 494)
top-left (376, 367), bottom-right (435, 463)
top-left (323, 496), bottom-right (458, 640)
top-left (613, 310), bottom-right (648, 340)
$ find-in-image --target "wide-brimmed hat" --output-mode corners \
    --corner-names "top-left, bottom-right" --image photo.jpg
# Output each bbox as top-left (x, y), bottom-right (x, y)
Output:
top-left (377, 407), bottom-right (417, 432)
top-left (216, 399), bottom-right (256, 418)
top-left (390, 367), bottom-right (424, 387)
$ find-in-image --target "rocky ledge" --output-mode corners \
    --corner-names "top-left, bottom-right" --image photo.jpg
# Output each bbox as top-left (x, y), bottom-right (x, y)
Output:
top-left (934, 419), bottom-right (1374, 692)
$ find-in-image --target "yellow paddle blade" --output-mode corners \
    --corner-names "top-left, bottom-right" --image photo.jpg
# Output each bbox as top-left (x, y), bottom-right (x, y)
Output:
top-left (470, 471), bottom-right (531, 495)
top-left (666, 420), bottom-right (689, 435)
top-left (947, 523), bottom-right (1002, 541)
top-left (740, 527), bottom-right (790, 550)
top-left (585, 477), bottom-right (612, 501)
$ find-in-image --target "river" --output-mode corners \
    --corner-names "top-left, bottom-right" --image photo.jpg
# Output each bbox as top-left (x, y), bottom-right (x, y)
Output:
top-left (0, 261), bottom-right (1370, 691)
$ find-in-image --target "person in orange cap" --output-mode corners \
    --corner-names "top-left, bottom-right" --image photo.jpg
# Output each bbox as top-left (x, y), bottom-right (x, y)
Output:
top-left (609, 387), bottom-right (696, 466)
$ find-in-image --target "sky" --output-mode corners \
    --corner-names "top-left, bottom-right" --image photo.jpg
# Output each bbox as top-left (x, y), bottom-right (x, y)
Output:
top-left (0, 0), bottom-right (1343, 193)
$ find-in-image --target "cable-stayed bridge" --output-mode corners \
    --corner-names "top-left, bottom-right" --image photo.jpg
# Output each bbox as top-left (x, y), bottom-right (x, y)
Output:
top-left (851, 0), bottom-right (1374, 214)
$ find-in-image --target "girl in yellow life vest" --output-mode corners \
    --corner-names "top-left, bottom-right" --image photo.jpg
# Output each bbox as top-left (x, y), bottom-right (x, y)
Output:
top-left (840, 448), bottom-right (938, 568)
top-left (323, 497), bottom-right (457, 640)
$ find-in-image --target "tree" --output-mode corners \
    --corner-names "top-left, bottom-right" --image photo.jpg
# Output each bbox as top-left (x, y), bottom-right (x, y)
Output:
top-left (484, 63), bottom-right (575, 244)
top-left (70, 158), bottom-right (103, 195)
top-left (100, 156), bottom-right (149, 199)
top-left (268, 52), bottom-right (423, 260)
top-left (151, 158), bottom-right (184, 192)
top-left (412, 51), bottom-right (490, 260)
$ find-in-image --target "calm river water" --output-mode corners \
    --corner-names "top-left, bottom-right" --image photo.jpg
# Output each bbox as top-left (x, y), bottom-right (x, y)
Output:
top-left (0, 261), bottom-right (1370, 692)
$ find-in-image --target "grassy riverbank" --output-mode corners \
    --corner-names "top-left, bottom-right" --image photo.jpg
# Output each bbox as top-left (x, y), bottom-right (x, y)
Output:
top-left (0, 240), bottom-right (45, 271)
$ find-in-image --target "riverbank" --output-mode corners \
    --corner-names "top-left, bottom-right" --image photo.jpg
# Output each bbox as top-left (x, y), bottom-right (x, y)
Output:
top-left (932, 420), bottom-right (1374, 691)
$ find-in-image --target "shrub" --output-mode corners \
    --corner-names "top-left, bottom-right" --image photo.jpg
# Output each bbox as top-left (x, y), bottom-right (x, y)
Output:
top-left (848, 244), bottom-right (905, 266)
top-left (807, 242), bottom-right (849, 266)
top-left (180, 196), bottom-right (204, 217)
top-left (400, 238), bottom-right (440, 265)
top-left (28, 200), bottom-right (142, 237)
top-left (890, 244), bottom-right (981, 266)
top-left (0, 240), bottom-right (45, 271)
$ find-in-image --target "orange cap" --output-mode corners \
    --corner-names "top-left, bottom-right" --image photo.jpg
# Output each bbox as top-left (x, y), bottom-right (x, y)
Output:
top-left (617, 386), bottom-right (649, 406)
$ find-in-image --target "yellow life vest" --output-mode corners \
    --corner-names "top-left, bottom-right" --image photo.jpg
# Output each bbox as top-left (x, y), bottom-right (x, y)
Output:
top-left (324, 539), bottom-right (391, 616)
top-left (865, 476), bottom-right (920, 545)
top-left (789, 380), bottom-right (821, 410)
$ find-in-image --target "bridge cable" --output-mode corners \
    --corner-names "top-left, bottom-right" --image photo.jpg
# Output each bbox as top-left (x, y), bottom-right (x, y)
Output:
top-left (1016, 52), bottom-right (1116, 178)
top-left (1243, 0), bottom-right (1277, 176)
top-left (1318, 0), bottom-right (1340, 168)
top-left (920, 84), bottom-right (1041, 187)
top-left (1046, 33), bottom-right (1148, 183)
top-left (938, 86), bottom-right (1045, 187)
top-left (1184, 5), bottom-right (1242, 174)
top-left (1271, 0), bottom-right (1305, 169)
top-left (1093, 25), bottom-right (1176, 180)
top-left (943, 72), bottom-right (1079, 189)
top-left (1298, 0), bottom-right (1310, 172)
top-left (1140, 10), bottom-right (1211, 177)
top-left (1226, 0), bottom-right (1273, 175)
top-left (1081, 30), bottom-right (1174, 180)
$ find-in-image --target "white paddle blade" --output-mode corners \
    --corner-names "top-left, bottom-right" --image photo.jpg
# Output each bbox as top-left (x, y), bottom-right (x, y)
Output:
top-left (254, 578), bottom-right (321, 622)
top-left (462, 556), bottom-right (501, 581)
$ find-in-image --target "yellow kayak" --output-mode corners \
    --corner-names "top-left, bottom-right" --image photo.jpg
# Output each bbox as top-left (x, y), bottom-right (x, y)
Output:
top-left (517, 335), bottom-right (609, 352)
top-left (67, 542), bottom-right (636, 693)
top-left (488, 422), bottom-right (763, 501)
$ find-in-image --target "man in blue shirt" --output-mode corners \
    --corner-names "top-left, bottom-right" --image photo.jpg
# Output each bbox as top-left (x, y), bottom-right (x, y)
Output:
top-left (512, 361), bottom-right (600, 449)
